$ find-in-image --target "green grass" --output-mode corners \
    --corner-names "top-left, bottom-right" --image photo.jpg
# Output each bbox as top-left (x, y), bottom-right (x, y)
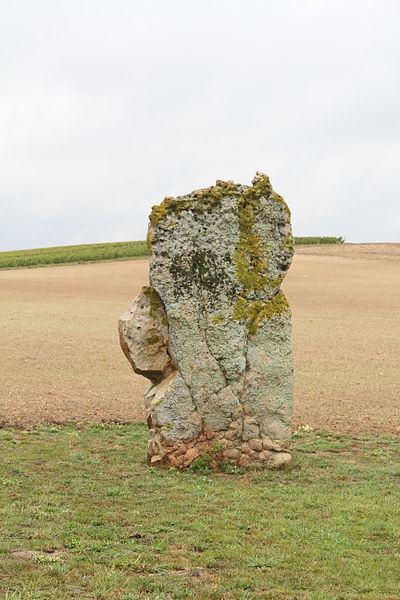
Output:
top-left (1, 424), bottom-right (399, 599)
top-left (294, 237), bottom-right (344, 245)
top-left (0, 241), bottom-right (148, 269)
top-left (0, 237), bottom-right (344, 269)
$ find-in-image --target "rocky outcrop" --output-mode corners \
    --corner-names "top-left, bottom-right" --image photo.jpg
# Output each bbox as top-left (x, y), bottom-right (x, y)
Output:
top-left (119, 172), bottom-right (294, 469)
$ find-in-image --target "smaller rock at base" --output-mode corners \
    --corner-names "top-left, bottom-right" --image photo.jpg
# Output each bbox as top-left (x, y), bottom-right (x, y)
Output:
top-left (239, 454), bottom-right (250, 467)
top-left (150, 454), bottom-right (162, 464)
top-left (242, 419), bottom-right (260, 441)
top-left (268, 451), bottom-right (292, 469)
top-left (229, 419), bottom-right (242, 431)
top-left (248, 439), bottom-right (263, 452)
top-left (225, 448), bottom-right (240, 460)
top-left (169, 454), bottom-right (184, 469)
top-left (183, 447), bottom-right (200, 467)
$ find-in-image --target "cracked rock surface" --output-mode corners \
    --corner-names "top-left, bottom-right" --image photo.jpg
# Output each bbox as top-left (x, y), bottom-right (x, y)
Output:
top-left (119, 172), bottom-right (294, 469)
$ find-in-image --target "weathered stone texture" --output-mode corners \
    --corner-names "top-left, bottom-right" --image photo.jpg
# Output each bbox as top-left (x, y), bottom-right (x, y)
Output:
top-left (119, 172), bottom-right (294, 469)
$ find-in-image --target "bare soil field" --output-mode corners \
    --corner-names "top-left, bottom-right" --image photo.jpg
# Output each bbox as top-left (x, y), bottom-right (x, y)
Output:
top-left (0, 244), bottom-right (399, 434)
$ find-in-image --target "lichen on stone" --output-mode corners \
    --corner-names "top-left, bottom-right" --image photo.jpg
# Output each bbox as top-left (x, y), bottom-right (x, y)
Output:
top-left (234, 191), bottom-right (269, 294)
top-left (251, 171), bottom-right (272, 196)
top-left (120, 171), bottom-right (294, 470)
top-left (148, 180), bottom-right (242, 229)
top-left (271, 191), bottom-right (291, 217)
top-left (143, 286), bottom-right (163, 317)
top-left (232, 292), bottom-right (290, 335)
top-left (169, 248), bottom-right (232, 305)
top-left (118, 286), bottom-right (172, 384)
top-left (146, 228), bottom-right (154, 255)
top-left (212, 314), bottom-right (225, 324)
top-left (270, 274), bottom-right (284, 289)
top-left (283, 231), bottom-right (294, 253)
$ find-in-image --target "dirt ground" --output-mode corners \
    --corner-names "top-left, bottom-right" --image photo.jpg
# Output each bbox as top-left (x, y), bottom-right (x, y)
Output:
top-left (0, 244), bottom-right (399, 434)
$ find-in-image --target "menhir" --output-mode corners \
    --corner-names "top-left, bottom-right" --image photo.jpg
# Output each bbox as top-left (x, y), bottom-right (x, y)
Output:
top-left (119, 172), bottom-right (295, 470)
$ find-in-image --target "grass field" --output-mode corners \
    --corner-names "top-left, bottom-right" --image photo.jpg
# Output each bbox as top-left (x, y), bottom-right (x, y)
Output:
top-left (0, 241), bottom-right (148, 269)
top-left (0, 238), bottom-right (344, 269)
top-left (293, 236), bottom-right (344, 245)
top-left (1, 244), bottom-right (399, 598)
top-left (1, 424), bottom-right (400, 599)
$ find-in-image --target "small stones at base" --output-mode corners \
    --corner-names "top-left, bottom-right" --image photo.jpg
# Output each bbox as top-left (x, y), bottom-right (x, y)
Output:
top-left (248, 439), bottom-right (263, 452)
top-left (268, 451), bottom-right (292, 469)
top-left (150, 454), bottom-right (162, 464)
top-left (155, 438), bottom-right (291, 471)
top-left (183, 447), bottom-right (199, 467)
top-left (262, 437), bottom-right (284, 452)
top-left (242, 418), bottom-right (260, 441)
top-left (239, 454), bottom-right (250, 467)
top-left (225, 448), bottom-right (240, 460)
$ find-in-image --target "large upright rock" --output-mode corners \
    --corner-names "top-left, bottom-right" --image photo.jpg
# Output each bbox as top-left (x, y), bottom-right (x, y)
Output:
top-left (119, 172), bottom-right (295, 469)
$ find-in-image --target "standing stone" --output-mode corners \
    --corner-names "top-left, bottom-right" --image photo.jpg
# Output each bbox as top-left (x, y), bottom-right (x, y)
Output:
top-left (119, 172), bottom-right (294, 469)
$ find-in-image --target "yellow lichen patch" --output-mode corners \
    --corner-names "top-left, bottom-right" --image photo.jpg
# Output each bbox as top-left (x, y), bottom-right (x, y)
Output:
top-left (283, 231), bottom-right (294, 253)
top-left (215, 179), bottom-right (240, 195)
top-left (146, 228), bottom-right (154, 255)
top-left (270, 274), bottom-right (284, 289)
top-left (234, 193), bottom-right (269, 293)
top-left (148, 173), bottom-right (288, 232)
top-left (231, 174), bottom-right (292, 333)
top-left (272, 192), bottom-right (291, 217)
top-left (251, 172), bottom-right (272, 197)
top-left (148, 180), bottom-right (241, 229)
top-left (143, 286), bottom-right (163, 317)
top-left (212, 314), bottom-right (225, 324)
top-left (233, 292), bottom-right (290, 335)
top-left (149, 202), bottom-right (169, 228)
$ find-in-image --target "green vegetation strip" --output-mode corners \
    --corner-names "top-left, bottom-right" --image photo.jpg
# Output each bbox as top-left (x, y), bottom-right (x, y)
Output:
top-left (0, 241), bottom-right (148, 269)
top-left (294, 236), bottom-right (344, 245)
top-left (1, 424), bottom-right (399, 599)
top-left (0, 238), bottom-right (344, 269)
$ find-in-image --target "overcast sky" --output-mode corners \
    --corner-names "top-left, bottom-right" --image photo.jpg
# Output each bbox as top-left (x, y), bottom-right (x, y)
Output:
top-left (1, 0), bottom-right (399, 251)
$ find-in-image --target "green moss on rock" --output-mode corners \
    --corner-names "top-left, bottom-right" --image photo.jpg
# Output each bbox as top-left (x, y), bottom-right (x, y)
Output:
top-left (143, 286), bottom-right (162, 317)
top-left (233, 291), bottom-right (290, 335)
top-left (251, 172), bottom-right (272, 196)
top-left (146, 335), bottom-right (160, 345)
top-left (146, 229), bottom-right (154, 255)
top-left (234, 192), bottom-right (269, 294)
top-left (283, 231), bottom-right (294, 253)
top-left (272, 191), bottom-right (291, 217)
top-left (148, 180), bottom-right (242, 229)
top-left (212, 314), bottom-right (225, 324)
top-left (148, 173), bottom-right (289, 232)
top-left (148, 172), bottom-right (292, 336)
top-left (230, 173), bottom-right (292, 334)
top-left (270, 274), bottom-right (284, 289)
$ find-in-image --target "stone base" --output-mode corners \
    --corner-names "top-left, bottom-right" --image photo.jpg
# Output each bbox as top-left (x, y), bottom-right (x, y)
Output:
top-left (147, 426), bottom-right (292, 470)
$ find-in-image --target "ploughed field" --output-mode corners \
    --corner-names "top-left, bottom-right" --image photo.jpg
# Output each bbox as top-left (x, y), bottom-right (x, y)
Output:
top-left (0, 244), bottom-right (399, 435)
